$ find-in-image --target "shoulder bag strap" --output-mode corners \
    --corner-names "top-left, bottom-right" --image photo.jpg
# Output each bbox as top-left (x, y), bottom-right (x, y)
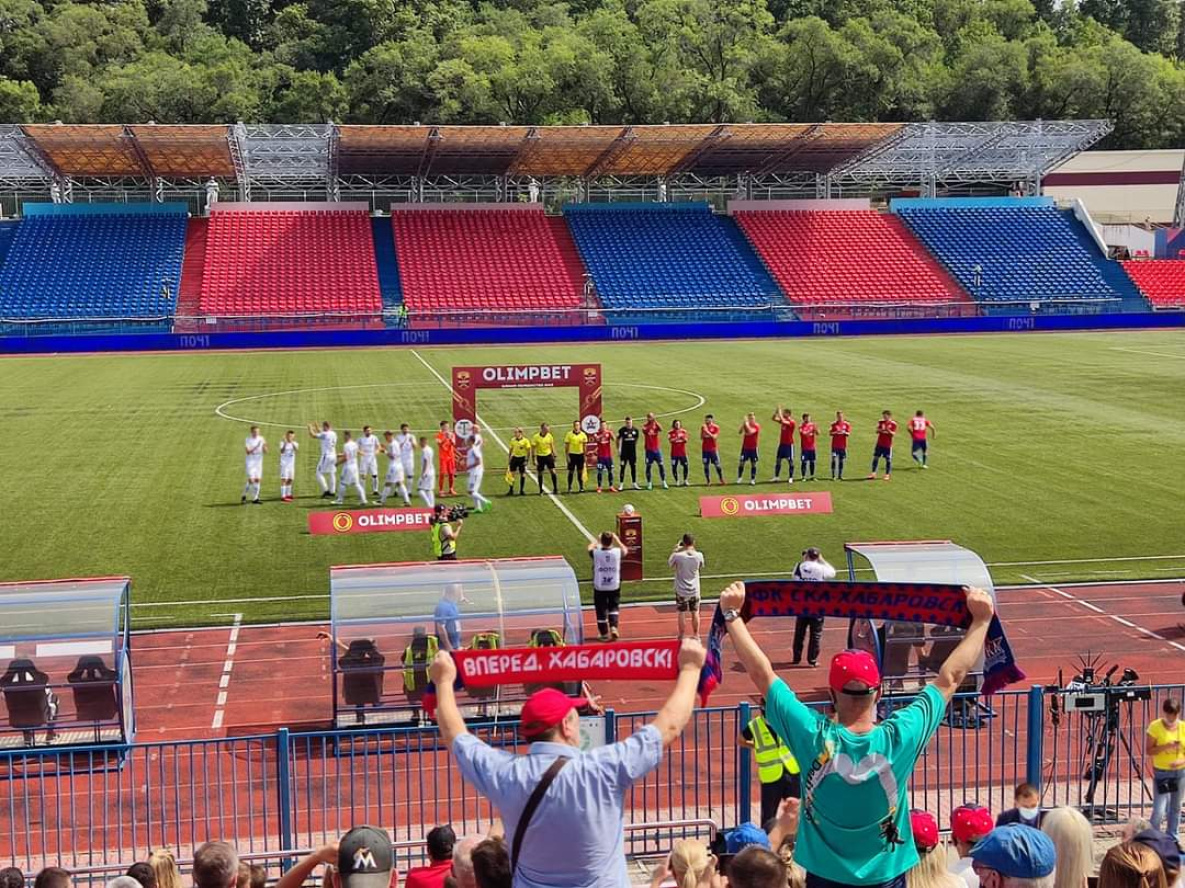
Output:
top-left (511, 756), bottom-right (569, 874)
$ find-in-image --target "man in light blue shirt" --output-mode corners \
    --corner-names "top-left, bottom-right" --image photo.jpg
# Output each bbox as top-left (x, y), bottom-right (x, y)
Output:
top-left (430, 639), bottom-right (705, 888)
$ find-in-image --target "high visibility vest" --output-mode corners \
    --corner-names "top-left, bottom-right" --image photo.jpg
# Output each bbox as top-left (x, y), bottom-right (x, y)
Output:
top-left (749, 716), bottom-right (799, 784)
top-left (469, 632), bottom-right (500, 650)
top-left (432, 523), bottom-right (455, 558)
top-left (529, 628), bottom-right (564, 648)
top-left (402, 634), bottom-right (438, 692)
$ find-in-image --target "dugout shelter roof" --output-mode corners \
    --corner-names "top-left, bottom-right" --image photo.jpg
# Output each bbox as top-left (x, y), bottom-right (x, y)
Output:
top-left (0, 121), bottom-right (1112, 193)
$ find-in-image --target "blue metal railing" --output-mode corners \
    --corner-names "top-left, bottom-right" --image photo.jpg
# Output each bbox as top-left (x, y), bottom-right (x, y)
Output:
top-left (2, 685), bottom-right (1179, 876)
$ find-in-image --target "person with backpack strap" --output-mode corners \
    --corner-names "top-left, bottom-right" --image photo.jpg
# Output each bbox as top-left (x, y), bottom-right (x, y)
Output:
top-left (430, 639), bottom-right (706, 888)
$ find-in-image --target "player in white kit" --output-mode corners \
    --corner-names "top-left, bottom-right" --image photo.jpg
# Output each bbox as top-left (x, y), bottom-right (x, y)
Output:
top-left (242, 425), bottom-right (267, 504)
top-left (278, 430), bottom-right (299, 502)
top-left (334, 430), bottom-right (368, 505)
top-left (379, 430), bottom-right (411, 506)
top-left (417, 436), bottom-right (436, 509)
top-left (395, 423), bottom-right (416, 481)
top-left (358, 425), bottom-right (381, 495)
top-left (466, 433), bottom-right (492, 513)
top-left (307, 421), bottom-right (338, 497)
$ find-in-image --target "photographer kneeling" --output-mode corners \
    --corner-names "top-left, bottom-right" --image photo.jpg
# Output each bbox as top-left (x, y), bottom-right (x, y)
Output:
top-left (430, 503), bottom-right (467, 561)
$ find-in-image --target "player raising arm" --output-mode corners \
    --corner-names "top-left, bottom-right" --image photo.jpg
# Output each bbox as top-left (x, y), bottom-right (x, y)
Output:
top-left (379, 430), bottom-right (411, 507)
top-left (909, 410), bottom-right (936, 469)
top-left (278, 430), bottom-right (298, 502)
top-left (307, 421), bottom-right (338, 498)
top-left (334, 430), bottom-right (367, 506)
top-left (395, 423), bottom-right (416, 483)
top-left (737, 412), bottom-right (761, 485)
top-left (643, 412), bottom-right (668, 490)
top-left (829, 411), bottom-right (851, 481)
top-left (700, 413), bottom-right (724, 485)
top-left (868, 410), bottom-right (897, 481)
top-left (242, 425), bottom-right (267, 505)
top-left (772, 406), bottom-right (796, 483)
top-left (799, 413), bottom-right (818, 481)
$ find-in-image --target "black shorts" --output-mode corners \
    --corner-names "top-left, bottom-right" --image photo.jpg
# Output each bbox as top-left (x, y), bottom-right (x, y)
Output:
top-left (510, 455), bottom-right (527, 472)
top-left (776, 443), bottom-right (795, 461)
top-left (874, 445), bottom-right (892, 459)
top-left (676, 595), bottom-right (700, 613)
top-left (912, 439), bottom-right (928, 453)
top-left (536, 454), bottom-right (556, 471)
top-left (620, 450), bottom-right (637, 465)
top-left (702, 451), bottom-right (721, 466)
top-left (801, 449), bottom-right (817, 460)
top-left (567, 453), bottom-right (585, 470)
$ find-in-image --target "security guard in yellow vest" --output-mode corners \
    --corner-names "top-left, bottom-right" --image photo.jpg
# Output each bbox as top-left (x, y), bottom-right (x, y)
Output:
top-left (740, 700), bottom-right (801, 826)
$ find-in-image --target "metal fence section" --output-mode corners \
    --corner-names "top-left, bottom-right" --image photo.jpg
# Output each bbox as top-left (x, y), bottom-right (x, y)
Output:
top-left (1, 688), bottom-right (1176, 875)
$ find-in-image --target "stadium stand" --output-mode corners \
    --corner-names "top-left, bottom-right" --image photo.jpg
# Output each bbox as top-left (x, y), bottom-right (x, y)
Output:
top-left (895, 198), bottom-right (1148, 311)
top-left (198, 203), bottom-right (381, 319)
top-left (370, 216), bottom-right (402, 311)
top-left (0, 220), bottom-right (18, 271)
top-left (0, 204), bottom-right (186, 320)
top-left (176, 217), bottom-right (208, 319)
top-left (391, 205), bottom-right (586, 321)
top-left (563, 202), bottom-right (782, 314)
top-left (732, 201), bottom-right (965, 317)
top-left (1122, 260), bottom-right (1185, 308)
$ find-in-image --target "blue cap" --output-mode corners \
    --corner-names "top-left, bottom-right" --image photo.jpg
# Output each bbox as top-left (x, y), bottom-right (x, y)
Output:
top-left (724, 822), bottom-right (772, 855)
top-left (970, 825), bottom-right (1056, 878)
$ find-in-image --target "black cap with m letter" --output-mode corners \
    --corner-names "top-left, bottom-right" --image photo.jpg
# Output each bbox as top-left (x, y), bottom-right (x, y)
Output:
top-left (338, 826), bottom-right (395, 888)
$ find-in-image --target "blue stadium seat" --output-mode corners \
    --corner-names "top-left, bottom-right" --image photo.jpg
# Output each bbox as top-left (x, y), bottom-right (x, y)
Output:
top-left (563, 202), bottom-right (782, 311)
top-left (896, 201), bottom-right (1146, 310)
top-left (0, 220), bottom-right (19, 272)
top-left (0, 205), bottom-right (187, 320)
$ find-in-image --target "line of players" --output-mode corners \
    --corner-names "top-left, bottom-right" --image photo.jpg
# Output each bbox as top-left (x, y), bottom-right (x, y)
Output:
top-left (504, 408), bottom-right (936, 495)
top-left (240, 421), bottom-right (493, 512)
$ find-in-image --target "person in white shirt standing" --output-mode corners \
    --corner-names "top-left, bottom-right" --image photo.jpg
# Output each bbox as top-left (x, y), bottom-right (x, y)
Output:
top-left (278, 429), bottom-right (299, 503)
top-left (307, 421), bottom-right (338, 498)
top-left (466, 433), bottom-right (492, 514)
top-left (668, 535), bottom-right (705, 639)
top-left (588, 531), bottom-right (628, 641)
top-left (334, 430), bottom-right (367, 506)
top-left (242, 425), bottom-right (267, 505)
top-left (417, 436), bottom-right (436, 509)
top-left (790, 546), bottom-right (837, 667)
top-left (358, 425), bottom-right (381, 495)
top-left (379, 430), bottom-right (411, 507)
top-left (396, 423), bottom-right (416, 482)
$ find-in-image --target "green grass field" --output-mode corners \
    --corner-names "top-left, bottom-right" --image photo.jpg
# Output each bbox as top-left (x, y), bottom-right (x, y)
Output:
top-left (3, 330), bottom-right (1184, 628)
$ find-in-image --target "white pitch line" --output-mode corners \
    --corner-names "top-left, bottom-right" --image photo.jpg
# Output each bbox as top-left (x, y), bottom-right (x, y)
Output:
top-left (1021, 574), bottom-right (1185, 653)
top-left (411, 349), bottom-right (595, 542)
top-left (1109, 347), bottom-right (1185, 360)
top-left (210, 612), bottom-right (243, 730)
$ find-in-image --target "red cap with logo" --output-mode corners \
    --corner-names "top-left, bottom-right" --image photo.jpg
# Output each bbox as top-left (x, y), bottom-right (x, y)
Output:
top-left (951, 805), bottom-right (995, 844)
top-left (519, 688), bottom-right (587, 739)
top-left (828, 649), bottom-right (881, 693)
top-left (910, 810), bottom-right (940, 853)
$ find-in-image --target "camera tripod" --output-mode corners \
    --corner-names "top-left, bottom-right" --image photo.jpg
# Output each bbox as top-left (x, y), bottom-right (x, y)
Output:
top-left (1078, 695), bottom-right (1150, 823)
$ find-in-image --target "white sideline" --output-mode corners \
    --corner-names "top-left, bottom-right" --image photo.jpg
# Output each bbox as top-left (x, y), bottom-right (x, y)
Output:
top-left (210, 612), bottom-right (243, 730)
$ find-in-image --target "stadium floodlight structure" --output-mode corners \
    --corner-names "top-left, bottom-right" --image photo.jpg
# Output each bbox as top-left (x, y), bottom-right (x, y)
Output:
top-left (328, 557), bottom-right (582, 728)
top-left (0, 120), bottom-right (1114, 213)
top-left (0, 577), bottom-right (134, 751)
top-left (843, 540), bottom-right (997, 698)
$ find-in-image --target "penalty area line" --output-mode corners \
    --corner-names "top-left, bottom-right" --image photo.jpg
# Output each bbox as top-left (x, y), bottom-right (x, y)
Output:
top-left (410, 349), bottom-right (595, 543)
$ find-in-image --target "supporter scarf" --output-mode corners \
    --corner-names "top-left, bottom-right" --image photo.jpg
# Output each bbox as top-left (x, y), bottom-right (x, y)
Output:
top-left (423, 639), bottom-right (680, 719)
top-left (698, 580), bottom-right (1024, 705)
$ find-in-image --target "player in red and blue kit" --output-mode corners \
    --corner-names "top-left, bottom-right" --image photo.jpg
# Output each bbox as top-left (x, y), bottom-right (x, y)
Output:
top-left (829, 410), bottom-right (851, 480)
top-left (594, 419), bottom-right (617, 492)
top-left (772, 406), bottom-right (796, 483)
top-left (909, 410), bottom-right (935, 469)
top-left (643, 412), bottom-right (668, 490)
top-left (668, 420), bottom-right (690, 486)
top-left (799, 413), bottom-right (818, 481)
top-left (868, 410), bottom-right (897, 481)
top-left (700, 414), bottom-right (724, 485)
top-left (736, 413), bottom-right (761, 485)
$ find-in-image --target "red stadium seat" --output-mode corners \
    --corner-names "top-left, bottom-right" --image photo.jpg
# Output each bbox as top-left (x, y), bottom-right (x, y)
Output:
top-left (1121, 260), bottom-right (1185, 308)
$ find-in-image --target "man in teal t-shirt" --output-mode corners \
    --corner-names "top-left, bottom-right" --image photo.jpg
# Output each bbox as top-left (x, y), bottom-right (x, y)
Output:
top-left (717, 581), bottom-right (995, 888)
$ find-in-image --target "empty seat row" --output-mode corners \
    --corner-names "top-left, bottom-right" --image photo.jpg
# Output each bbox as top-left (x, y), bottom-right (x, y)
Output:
top-left (1122, 260), bottom-right (1185, 308)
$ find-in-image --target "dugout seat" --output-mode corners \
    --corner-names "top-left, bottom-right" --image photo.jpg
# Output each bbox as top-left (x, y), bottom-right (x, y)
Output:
top-left (67, 655), bottom-right (119, 743)
top-left (338, 640), bottom-right (386, 724)
top-left (1, 658), bottom-right (54, 746)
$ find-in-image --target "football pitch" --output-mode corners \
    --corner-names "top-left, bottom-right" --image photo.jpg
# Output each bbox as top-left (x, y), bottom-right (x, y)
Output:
top-left (2, 330), bottom-right (1184, 629)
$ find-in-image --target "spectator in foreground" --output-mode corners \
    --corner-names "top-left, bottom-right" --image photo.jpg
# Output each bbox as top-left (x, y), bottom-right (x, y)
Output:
top-left (126, 864), bottom-right (156, 888)
top-left (1040, 807), bottom-right (1092, 888)
top-left (470, 838), bottom-right (510, 888)
top-left (726, 846), bottom-right (788, 888)
top-left (949, 805), bottom-right (995, 888)
top-left (1, 868), bottom-right (25, 888)
top-left (149, 849), bottom-right (183, 888)
top-left (193, 843), bottom-right (240, 888)
top-left (1099, 843), bottom-right (1168, 888)
top-left (452, 836), bottom-right (483, 888)
top-left (906, 810), bottom-right (961, 888)
top-left (1131, 830), bottom-right (1182, 887)
top-left (996, 784), bottom-right (1044, 829)
top-left (107, 878), bottom-right (143, 888)
top-left (969, 825), bottom-right (1056, 888)
top-left (431, 638), bottom-right (706, 888)
top-left (35, 869), bottom-right (72, 888)
top-left (1126, 820), bottom-right (1156, 841)
top-left (405, 825), bottom-right (457, 888)
top-left (719, 580), bottom-right (995, 888)
top-left (648, 838), bottom-right (714, 888)
top-left (275, 828), bottom-right (398, 888)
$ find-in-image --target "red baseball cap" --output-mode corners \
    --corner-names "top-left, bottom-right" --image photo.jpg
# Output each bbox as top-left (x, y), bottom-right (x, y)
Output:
top-left (519, 688), bottom-right (587, 739)
top-left (829, 649), bottom-right (881, 694)
top-left (951, 805), bottom-right (994, 844)
top-left (910, 810), bottom-right (940, 853)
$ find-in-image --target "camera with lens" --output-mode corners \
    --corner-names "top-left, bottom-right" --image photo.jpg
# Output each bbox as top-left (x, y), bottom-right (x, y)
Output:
top-left (432, 503), bottom-right (469, 523)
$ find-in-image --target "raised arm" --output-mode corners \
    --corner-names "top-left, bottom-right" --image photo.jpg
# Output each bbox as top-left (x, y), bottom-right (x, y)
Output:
top-left (930, 587), bottom-right (994, 701)
top-left (274, 845), bottom-right (337, 888)
top-left (719, 582), bottom-right (778, 697)
top-left (430, 650), bottom-right (468, 744)
top-left (648, 638), bottom-right (706, 746)
top-left (307, 424), bottom-right (320, 439)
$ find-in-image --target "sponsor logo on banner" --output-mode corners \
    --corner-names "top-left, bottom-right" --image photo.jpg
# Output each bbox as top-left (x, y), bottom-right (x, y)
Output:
top-left (308, 507), bottom-right (434, 535)
top-left (451, 640), bottom-right (680, 687)
top-left (581, 414), bottom-right (601, 434)
top-left (700, 492), bottom-right (833, 518)
top-left (455, 370), bottom-right (472, 390)
top-left (480, 365), bottom-right (574, 386)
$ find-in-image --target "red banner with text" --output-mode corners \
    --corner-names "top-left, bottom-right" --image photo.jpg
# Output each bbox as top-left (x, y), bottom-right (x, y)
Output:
top-left (699, 492), bottom-right (833, 518)
top-left (308, 508), bottom-right (434, 535)
top-left (452, 364), bottom-right (602, 432)
top-left (452, 640), bottom-right (680, 687)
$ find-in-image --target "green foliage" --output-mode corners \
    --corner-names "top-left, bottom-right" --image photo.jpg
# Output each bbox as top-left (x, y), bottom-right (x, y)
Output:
top-left (0, 0), bottom-right (1181, 148)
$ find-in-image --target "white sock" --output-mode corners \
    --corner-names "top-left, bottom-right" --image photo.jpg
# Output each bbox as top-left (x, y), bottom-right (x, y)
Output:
top-left (398, 482), bottom-right (409, 505)
top-left (380, 484), bottom-right (392, 504)
top-left (316, 473), bottom-right (328, 493)
top-left (372, 475), bottom-right (379, 493)
top-left (355, 482), bottom-right (367, 503)
top-left (242, 483), bottom-right (251, 498)
top-left (420, 490), bottom-right (435, 508)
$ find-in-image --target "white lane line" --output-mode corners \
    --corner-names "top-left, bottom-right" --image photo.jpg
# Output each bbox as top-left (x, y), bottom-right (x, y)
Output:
top-left (410, 349), bottom-right (595, 542)
top-left (992, 554), bottom-right (1185, 567)
top-left (210, 612), bottom-right (243, 730)
top-left (1109, 348), bottom-right (1185, 360)
top-left (1021, 574), bottom-right (1185, 653)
